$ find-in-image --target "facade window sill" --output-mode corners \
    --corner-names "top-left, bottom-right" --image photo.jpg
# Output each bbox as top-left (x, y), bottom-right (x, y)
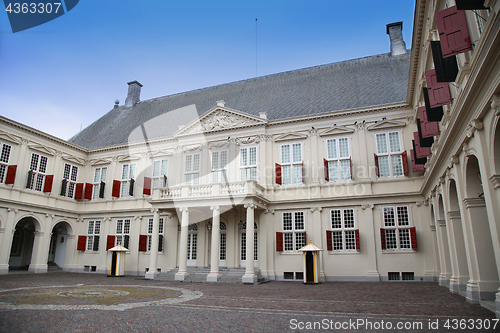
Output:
top-left (382, 249), bottom-right (417, 254)
top-left (327, 250), bottom-right (360, 255)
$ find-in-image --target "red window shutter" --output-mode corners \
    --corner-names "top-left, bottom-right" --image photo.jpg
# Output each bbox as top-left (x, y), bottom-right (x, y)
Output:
top-left (410, 227), bottom-right (418, 250)
top-left (402, 151), bottom-right (409, 176)
top-left (301, 162), bottom-right (305, 184)
top-left (75, 183), bottom-right (84, 200)
top-left (418, 107), bottom-right (440, 138)
top-left (43, 175), bottom-right (54, 193)
top-left (106, 235), bottom-right (115, 251)
top-left (436, 5), bottom-right (473, 58)
top-left (138, 234), bottom-right (147, 252)
top-left (276, 232), bottom-right (283, 251)
top-left (374, 154), bottom-right (380, 177)
top-left (5, 165), bottom-right (17, 184)
top-left (303, 231), bottom-right (307, 246)
top-left (425, 69), bottom-right (452, 107)
top-left (77, 235), bottom-right (87, 251)
top-left (84, 183), bottom-right (93, 200)
top-left (143, 177), bottom-right (152, 195)
top-left (413, 132), bottom-right (431, 158)
top-left (380, 229), bottom-right (386, 250)
top-left (275, 163), bottom-right (282, 185)
top-left (411, 149), bottom-right (426, 173)
top-left (323, 158), bottom-right (329, 182)
top-left (112, 180), bottom-right (121, 198)
top-left (355, 229), bottom-right (360, 251)
top-left (326, 230), bottom-right (333, 251)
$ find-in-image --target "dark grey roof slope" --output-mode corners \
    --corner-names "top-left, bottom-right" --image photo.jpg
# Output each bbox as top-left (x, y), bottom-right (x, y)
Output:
top-left (69, 52), bottom-right (410, 149)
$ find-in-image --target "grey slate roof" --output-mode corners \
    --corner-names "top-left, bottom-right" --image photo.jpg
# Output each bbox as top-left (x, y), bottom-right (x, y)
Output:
top-left (69, 52), bottom-right (410, 149)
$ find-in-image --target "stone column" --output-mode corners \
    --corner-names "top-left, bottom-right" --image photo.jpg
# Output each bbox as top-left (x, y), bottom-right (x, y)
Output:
top-left (362, 204), bottom-right (379, 281)
top-left (30, 213), bottom-right (54, 273)
top-left (436, 219), bottom-right (452, 287)
top-left (447, 210), bottom-right (469, 293)
top-left (28, 230), bottom-right (45, 273)
top-left (64, 234), bottom-right (77, 272)
top-left (0, 208), bottom-right (17, 274)
top-left (310, 207), bottom-right (325, 280)
top-left (175, 207), bottom-right (189, 281)
top-left (145, 208), bottom-right (160, 279)
top-left (207, 206), bottom-right (221, 282)
top-left (242, 203), bottom-right (257, 283)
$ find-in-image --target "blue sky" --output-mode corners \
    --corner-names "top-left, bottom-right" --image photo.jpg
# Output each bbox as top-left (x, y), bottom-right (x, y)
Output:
top-left (0, 1), bottom-right (415, 140)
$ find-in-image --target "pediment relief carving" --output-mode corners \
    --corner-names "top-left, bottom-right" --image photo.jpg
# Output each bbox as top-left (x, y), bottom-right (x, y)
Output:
top-left (148, 149), bottom-right (174, 158)
top-left (116, 154), bottom-right (141, 162)
top-left (0, 130), bottom-right (22, 145)
top-left (176, 107), bottom-right (267, 136)
top-left (28, 144), bottom-right (56, 156)
top-left (61, 155), bottom-right (86, 166)
top-left (366, 119), bottom-right (406, 131)
top-left (319, 125), bottom-right (355, 137)
top-left (274, 132), bottom-right (308, 142)
top-left (89, 158), bottom-right (112, 166)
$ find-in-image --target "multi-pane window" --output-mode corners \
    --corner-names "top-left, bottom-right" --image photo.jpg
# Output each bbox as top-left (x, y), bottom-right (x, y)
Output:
top-left (28, 153), bottom-right (48, 191)
top-left (87, 220), bottom-right (101, 251)
top-left (240, 146), bottom-right (257, 181)
top-left (61, 163), bottom-right (78, 197)
top-left (92, 167), bottom-right (107, 199)
top-left (211, 151), bottom-right (228, 183)
top-left (187, 226), bottom-right (197, 261)
top-left (326, 137), bottom-right (351, 181)
top-left (382, 206), bottom-right (414, 250)
top-left (121, 164), bottom-right (136, 197)
top-left (281, 143), bottom-right (303, 185)
top-left (152, 159), bottom-right (168, 188)
top-left (220, 222), bottom-right (227, 261)
top-left (147, 218), bottom-right (164, 251)
top-left (240, 222), bottom-right (258, 261)
top-left (0, 143), bottom-right (12, 183)
top-left (282, 212), bottom-right (305, 251)
top-left (184, 153), bottom-right (200, 185)
top-left (474, 8), bottom-right (489, 36)
top-left (116, 219), bottom-right (131, 247)
top-left (330, 209), bottom-right (358, 251)
top-left (375, 131), bottom-right (404, 177)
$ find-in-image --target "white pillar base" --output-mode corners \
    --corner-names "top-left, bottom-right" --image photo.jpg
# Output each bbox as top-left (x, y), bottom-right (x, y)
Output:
top-left (175, 272), bottom-right (188, 281)
top-left (145, 270), bottom-right (158, 280)
top-left (242, 273), bottom-right (257, 284)
top-left (0, 264), bottom-right (9, 275)
top-left (28, 264), bottom-right (47, 273)
top-left (207, 273), bottom-right (221, 282)
top-left (495, 291), bottom-right (500, 319)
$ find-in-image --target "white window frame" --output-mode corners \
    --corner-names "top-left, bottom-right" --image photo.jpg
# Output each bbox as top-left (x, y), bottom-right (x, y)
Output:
top-left (120, 163), bottom-right (136, 197)
top-left (330, 209), bottom-right (356, 251)
top-left (240, 146), bottom-right (257, 181)
top-left (280, 142), bottom-right (303, 185)
top-left (61, 163), bottom-right (78, 197)
top-left (0, 142), bottom-right (12, 184)
top-left (282, 211), bottom-right (305, 252)
top-left (211, 150), bottom-right (228, 183)
top-left (28, 153), bottom-right (48, 192)
top-left (375, 131), bottom-right (404, 178)
top-left (115, 219), bottom-right (131, 246)
top-left (152, 159), bottom-right (168, 189)
top-left (147, 217), bottom-right (164, 252)
top-left (92, 167), bottom-right (107, 199)
top-left (383, 206), bottom-right (412, 250)
top-left (184, 153), bottom-right (200, 185)
top-left (87, 220), bottom-right (101, 251)
top-left (325, 137), bottom-right (351, 181)
top-left (239, 221), bottom-right (258, 261)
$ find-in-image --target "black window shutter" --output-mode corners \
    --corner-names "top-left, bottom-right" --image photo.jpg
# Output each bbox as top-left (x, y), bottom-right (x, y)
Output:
top-left (26, 170), bottom-right (33, 189)
top-left (430, 41), bottom-right (458, 82)
top-left (93, 235), bottom-right (100, 251)
top-left (163, 175), bottom-right (168, 187)
top-left (416, 120), bottom-right (435, 148)
top-left (456, 0), bottom-right (487, 10)
top-left (158, 235), bottom-right (163, 252)
top-left (423, 88), bottom-right (444, 122)
top-left (60, 178), bottom-right (68, 196)
top-left (99, 181), bottom-right (105, 198)
top-left (129, 178), bottom-right (135, 196)
top-left (124, 235), bottom-right (130, 249)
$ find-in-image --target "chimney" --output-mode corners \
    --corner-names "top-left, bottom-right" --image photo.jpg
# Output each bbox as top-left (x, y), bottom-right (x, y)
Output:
top-left (125, 80), bottom-right (143, 107)
top-left (386, 22), bottom-right (406, 56)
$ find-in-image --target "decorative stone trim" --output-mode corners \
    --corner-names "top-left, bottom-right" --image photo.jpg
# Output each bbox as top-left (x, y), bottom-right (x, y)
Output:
top-left (309, 207), bottom-right (322, 213)
top-left (490, 175), bottom-right (500, 189)
top-left (361, 204), bottom-right (374, 210)
top-left (437, 219), bottom-right (446, 227)
top-left (463, 197), bottom-right (486, 209)
top-left (447, 211), bottom-right (461, 220)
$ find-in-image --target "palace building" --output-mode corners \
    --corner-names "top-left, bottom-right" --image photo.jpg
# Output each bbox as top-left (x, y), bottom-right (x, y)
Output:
top-left (1, 0), bottom-right (499, 315)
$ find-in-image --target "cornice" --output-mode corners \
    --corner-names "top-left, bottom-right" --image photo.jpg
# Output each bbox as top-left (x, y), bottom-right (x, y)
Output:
top-left (407, 0), bottom-right (427, 105)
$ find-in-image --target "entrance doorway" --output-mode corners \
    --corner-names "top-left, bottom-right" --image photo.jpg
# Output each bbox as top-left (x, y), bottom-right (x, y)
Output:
top-left (47, 222), bottom-right (70, 269)
top-left (9, 218), bottom-right (36, 271)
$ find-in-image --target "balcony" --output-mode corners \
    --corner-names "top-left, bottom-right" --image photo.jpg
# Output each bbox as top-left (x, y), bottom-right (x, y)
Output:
top-left (153, 181), bottom-right (265, 200)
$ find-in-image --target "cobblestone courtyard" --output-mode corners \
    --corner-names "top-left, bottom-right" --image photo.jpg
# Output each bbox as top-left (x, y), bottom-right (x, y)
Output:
top-left (0, 272), bottom-right (497, 332)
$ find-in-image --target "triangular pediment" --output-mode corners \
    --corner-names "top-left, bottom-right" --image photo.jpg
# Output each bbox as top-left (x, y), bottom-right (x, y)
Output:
top-left (148, 149), bottom-right (174, 158)
top-left (28, 144), bottom-right (56, 156)
top-left (175, 106), bottom-right (267, 136)
top-left (116, 154), bottom-right (141, 162)
top-left (319, 125), bottom-right (355, 137)
top-left (0, 130), bottom-right (22, 145)
top-left (89, 158), bottom-right (112, 166)
top-left (274, 131), bottom-right (308, 142)
top-left (367, 119), bottom-right (406, 131)
top-left (61, 155), bottom-right (86, 166)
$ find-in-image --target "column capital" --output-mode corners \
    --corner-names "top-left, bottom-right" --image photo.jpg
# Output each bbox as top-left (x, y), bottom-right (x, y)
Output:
top-left (361, 204), bottom-right (374, 210)
top-left (45, 213), bottom-right (55, 218)
top-left (244, 203), bottom-right (256, 209)
top-left (437, 219), bottom-right (446, 227)
top-left (264, 209), bottom-right (275, 214)
top-left (151, 208), bottom-right (160, 214)
top-left (7, 207), bottom-right (18, 213)
top-left (210, 206), bottom-right (220, 211)
top-left (430, 225), bottom-right (436, 231)
top-left (135, 216), bottom-right (142, 220)
top-left (310, 207), bottom-right (322, 213)
top-left (447, 210), bottom-right (461, 220)
top-left (179, 207), bottom-right (189, 213)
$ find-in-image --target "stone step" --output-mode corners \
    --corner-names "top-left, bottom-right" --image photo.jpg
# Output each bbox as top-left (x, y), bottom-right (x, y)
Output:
top-left (155, 266), bottom-right (266, 284)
